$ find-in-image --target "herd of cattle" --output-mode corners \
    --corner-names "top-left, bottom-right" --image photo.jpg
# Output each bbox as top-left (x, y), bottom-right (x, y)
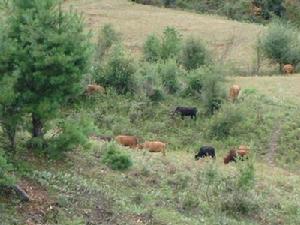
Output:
top-left (89, 84), bottom-right (248, 164)
top-left (91, 134), bottom-right (250, 164)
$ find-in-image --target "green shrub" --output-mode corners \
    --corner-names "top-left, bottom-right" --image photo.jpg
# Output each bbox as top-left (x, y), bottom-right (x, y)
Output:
top-left (208, 104), bottom-right (244, 139)
top-left (98, 44), bottom-right (136, 94)
top-left (183, 68), bottom-right (205, 96)
top-left (200, 67), bottom-right (226, 115)
top-left (95, 24), bottom-right (120, 63)
top-left (236, 159), bottom-right (255, 191)
top-left (260, 20), bottom-right (300, 72)
top-left (46, 114), bottom-right (97, 159)
top-left (143, 34), bottom-right (161, 62)
top-left (181, 36), bottom-right (209, 71)
top-left (161, 27), bottom-right (182, 60)
top-left (136, 63), bottom-right (165, 101)
top-left (102, 142), bottom-right (133, 170)
top-left (159, 59), bottom-right (180, 94)
top-left (0, 150), bottom-right (15, 186)
top-left (285, 1), bottom-right (300, 27)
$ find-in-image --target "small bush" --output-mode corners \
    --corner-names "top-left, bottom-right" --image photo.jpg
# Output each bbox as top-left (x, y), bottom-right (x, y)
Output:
top-left (159, 59), bottom-right (180, 94)
top-left (183, 68), bottom-right (205, 96)
top-left (208, 104), bottom-right (244, 139)
top-left (0, 150), bottom-right (15, 186)
top-left (46, 114), bottom-right (97, 159)
top-left (143, 34), bottom-right (161, 62)
top-left (161, 27), bottom-right (182, 60)
top-left (200, 67), bottom-right (226, 115)
top-left (102, 142), bottom-right (133, 170)
top-left (181, 36), bottom-right (209, 70)
top-left (260, 20), bottom-right (300, 71)
top-left (136, 63), bottom-right (165, 101)
top-left (95, 24), bottom-right (120, 63)
top-left (98, 44), bottom-right (136, 94)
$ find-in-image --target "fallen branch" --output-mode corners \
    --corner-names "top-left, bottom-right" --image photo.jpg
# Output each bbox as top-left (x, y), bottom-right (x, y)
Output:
top-left (0, 184), bottom-right (30, 202)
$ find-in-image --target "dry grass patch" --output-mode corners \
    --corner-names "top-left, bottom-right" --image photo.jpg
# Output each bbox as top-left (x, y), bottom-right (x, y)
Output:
top-left (233, 75), bottom-right (300, 104)
top-left (65, 0), bottom-right (264, 72)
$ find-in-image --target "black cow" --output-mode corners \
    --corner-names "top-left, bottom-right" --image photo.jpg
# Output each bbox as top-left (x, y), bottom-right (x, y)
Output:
top-left (173, 107), bottom-right (197, 120)
top-left (195, 146), bottom-right (216, 160)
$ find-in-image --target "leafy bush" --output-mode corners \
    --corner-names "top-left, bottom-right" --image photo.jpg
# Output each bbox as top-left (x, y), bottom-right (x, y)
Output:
top-left (285, 1), bottom-right (300, 27)
top-left (98, 44), bottom-right (136, 94)
top-left (0, 150), bottom-right (15, 186)
top-left (95, 24), bottom-right (120, 63)
top-left (136, 63), bottom-right (165, 101)
top-left (161, 27), bottom-right (182, 60)
top-left (183, 68), bottom-right (205, 96)
top-left (208, 104), bottom-right (244, 139)
top-left (46, 114), bottom-right (97, 159)
top-left (260, 20), bottom-right (300, 71)
top-left (102, 142), bottom-right (133, 170)
top-left (143, 34), bottom-right (161, 62)
top-left (159, 59), bottom-right (180, 94)
top-left (200, 67), bottom-right (226, 115)
top-left (181, 36), bottom-right (209, 70)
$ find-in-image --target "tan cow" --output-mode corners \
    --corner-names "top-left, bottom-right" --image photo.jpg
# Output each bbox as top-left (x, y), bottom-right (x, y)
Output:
top-left (283, 64), bottom-right (294, 75)
top-left (140, 141), bottom-right (166, 156)
top-left (86, 84), bottom-right (105, 95)
top-left (238, 145), bottom-right (250, 151)
top-left (115, 135), bottom-right (138, 148)
top-left (229, 85), bottom-right (241, 102)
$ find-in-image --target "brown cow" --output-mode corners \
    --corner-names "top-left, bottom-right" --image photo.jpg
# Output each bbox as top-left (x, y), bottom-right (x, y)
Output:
top-left (139, 141), bottom-right (166, 156)
top-left (283, 64), bottom-right (294, 75)
top-left (115, 135), bottom-right (138, 148)
top-left (224, 149), bottom-right (248, 164)
top-left (229, 85), bottom-right (241, 102)
top-left (86, 84), bottom-right (105, 95)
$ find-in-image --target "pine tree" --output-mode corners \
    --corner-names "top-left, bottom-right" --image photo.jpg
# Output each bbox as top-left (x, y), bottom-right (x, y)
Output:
top-left (2, 0), bottom-right (91, 142)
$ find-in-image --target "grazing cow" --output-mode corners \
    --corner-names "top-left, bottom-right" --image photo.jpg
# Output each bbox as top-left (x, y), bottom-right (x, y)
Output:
top-left (86, 84), bottom-right (105, 95)
top-left (139, 141), bottom-right (166, 156)
top-left (224, 149), bottom-right (249, 164)
top-left (238, 145), bottom-right (250, 151)
top-left (195, 146), bottom-right (216, 160)
top-left (115, 135), bottom-right (138, 148)
top-left (283, 64), bottom-right (294, 75)
top-left (173, 107), bottom-right (197, 120)
top-left (229, 85), bottom-right (241, 102)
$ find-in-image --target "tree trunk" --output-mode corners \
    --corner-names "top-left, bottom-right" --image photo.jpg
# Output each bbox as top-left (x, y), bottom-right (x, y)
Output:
top-left (279, 63), bottom-right (283, 74)
top-left (32, 113), bottom-right (43, 138)
top-left (2, 123), bottom-right (16, 154)
top-left (7, 126), bottom-right (16, 153)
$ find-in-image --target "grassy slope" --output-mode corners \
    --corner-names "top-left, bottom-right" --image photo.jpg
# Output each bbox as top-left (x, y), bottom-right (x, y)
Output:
top-left (233, 76), bottom-right (300, 104)
top-left (65, 0), bottom-right (264, 72)
top-left (1, 1), bottom-right (300, 225)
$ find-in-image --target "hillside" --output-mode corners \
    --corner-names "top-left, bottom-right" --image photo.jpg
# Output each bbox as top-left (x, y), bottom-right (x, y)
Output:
top-left (1, 1), bottom-right (300, 225)
top-left (65, 0), bottom-right (264, 73)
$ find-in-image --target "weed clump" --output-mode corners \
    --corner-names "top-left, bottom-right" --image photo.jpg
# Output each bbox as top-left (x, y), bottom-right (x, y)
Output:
top-left (102, 142), bottom-right (133, 171)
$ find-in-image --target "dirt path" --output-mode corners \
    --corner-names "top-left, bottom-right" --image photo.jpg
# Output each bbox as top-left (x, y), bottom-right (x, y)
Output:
top-left (267, 123), bottom-right (282, 166)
